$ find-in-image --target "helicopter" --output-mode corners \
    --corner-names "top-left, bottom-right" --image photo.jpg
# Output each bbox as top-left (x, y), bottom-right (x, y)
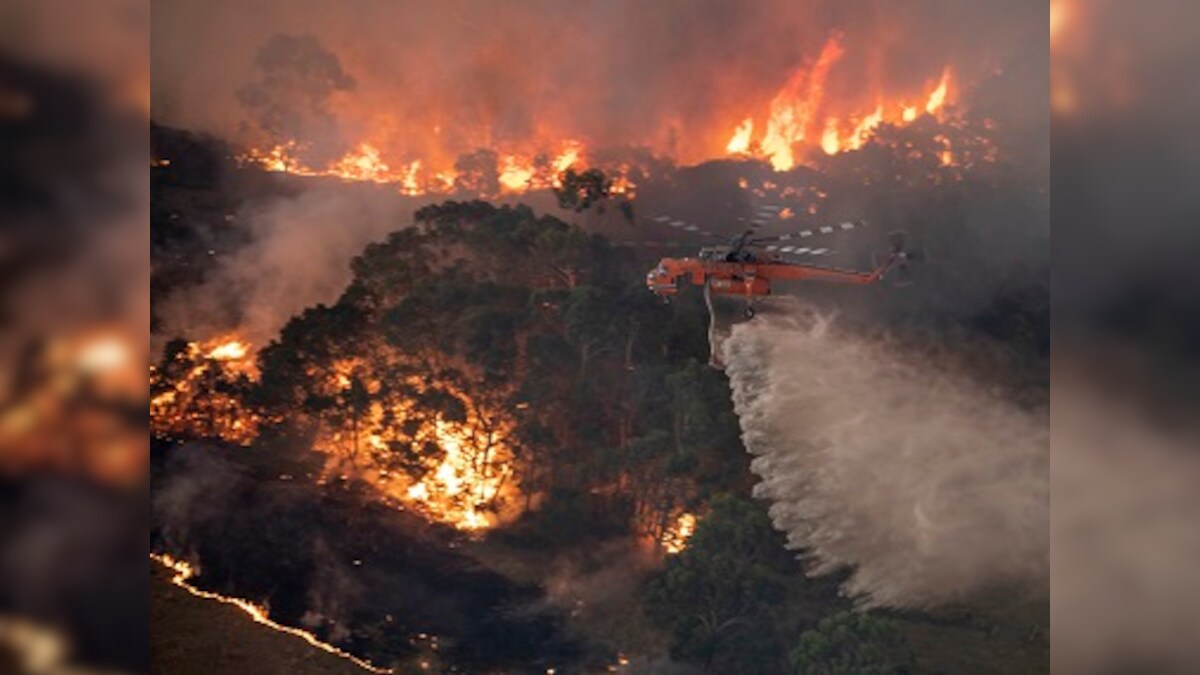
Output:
top-left (644, 212), bottom-right (914, 319)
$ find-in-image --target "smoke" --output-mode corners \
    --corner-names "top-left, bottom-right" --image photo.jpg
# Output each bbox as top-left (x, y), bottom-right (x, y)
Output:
top-left (0, 4), bottom-right (150, 670)
top-left (1049, 2), bottom-right (1200, 671)
top-left (1052, 357), bottom-right (1200, 674)
top-left (150, 0), bottom-right (1047, 350)
top-left (235, 34), bottom-right (356, 163)
top-left (150, 444), bottom-right (247, 553)
top-left (721, 304), bottom-right (1047, 608)
top-left (151, 0), bottom-right (1045, 163)
top-left (303, 536), bottom-right (363, 640)
top-left (0, 479), bottom-right (148, 673)
top-left (155, 185), bottom-right (409, 348)
top-left (540, 541), bottom-right (656, 620)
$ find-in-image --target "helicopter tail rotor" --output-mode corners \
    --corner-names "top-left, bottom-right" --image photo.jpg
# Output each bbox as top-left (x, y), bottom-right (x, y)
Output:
top-left (874, 230), bottom-right (928, 286)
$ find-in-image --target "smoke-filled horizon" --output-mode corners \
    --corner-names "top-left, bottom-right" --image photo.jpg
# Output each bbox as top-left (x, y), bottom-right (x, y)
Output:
top-left (722, 305), bottom-right (1048, 608)
top-left (152, 0), bottom-right (1045, 167)
top-left (151, 0), bottom-right (1047, 350)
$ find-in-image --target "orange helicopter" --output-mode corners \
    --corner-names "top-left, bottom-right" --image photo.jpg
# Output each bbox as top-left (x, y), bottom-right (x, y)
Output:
top-left (644, 213), bottom-right (912, 318)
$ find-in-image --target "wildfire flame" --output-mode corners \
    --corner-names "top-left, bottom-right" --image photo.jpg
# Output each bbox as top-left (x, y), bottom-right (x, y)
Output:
top-left (660, 512), bottom-right (697, 555)
top-left (150, 337), bottom-right (261, 445)
top-left (150, 336), bottom-right (521, 531)
top-left (230, 33), bottom-right (963, 191)
top-left (152, 553), bottom-right (392, 674)
top-left (150, 338), bottom-right (520, 531)
top-left (725, 118), bottom-right (755, 154)
top-left (925, 68), bottom-right (951, 114)
top-left (756, 36), bottom-right (846, 170)
top-left (725, 37), bottom-right (957, 168)
top-left (206, 339), bottom-right (249, 362)
top-left (394, 419), bottom-right (510, 531)
top-left (240, 139), bottom-right (587, 196)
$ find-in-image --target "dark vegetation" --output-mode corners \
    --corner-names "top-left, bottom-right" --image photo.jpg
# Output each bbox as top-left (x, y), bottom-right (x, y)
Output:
top-left (150, 117), bottom-right (1049, 673)
top-left (152, 442), bottom-right (583, 671)
top-left (152, 559), bottom-right (366, 675)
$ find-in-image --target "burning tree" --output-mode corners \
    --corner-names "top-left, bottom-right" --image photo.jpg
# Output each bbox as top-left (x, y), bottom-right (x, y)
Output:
top-left (150, 337), bottom-right (260, 444)
top-left (151, 200), bottom-right (746, 544)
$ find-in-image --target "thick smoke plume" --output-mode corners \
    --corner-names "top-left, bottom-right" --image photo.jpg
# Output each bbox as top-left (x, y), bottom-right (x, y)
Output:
top-left (722, 305), bottom-right (1047, 608)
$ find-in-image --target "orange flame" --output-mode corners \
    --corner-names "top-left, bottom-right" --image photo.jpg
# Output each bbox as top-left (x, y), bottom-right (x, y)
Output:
top-left (757, 35), bottom-right (846, 170)
top-left (498, 155), bottom-right (536, 193)
top-left (724, 36), bottom-right (958, 169)
top-left (661, 512), bottom-right (697, 554)
top-left (149, 339), bottom-right (522, 531)
top-left (317, 360), bottom-right (519, 531)
top-left (925, 68), bottom-right (952, 114)
top-left (725, 118), bottom-right (754, 154)
top-left (150, 337), bottom-right (260, 444)
top-left (329, 143), bottom-right (393, 183)
top-left (231, 31), bottom-right (969, 189)
top-left (206, 339), bottom-right (249, 362)
top-left (240, 137), bottom-right (587, 197)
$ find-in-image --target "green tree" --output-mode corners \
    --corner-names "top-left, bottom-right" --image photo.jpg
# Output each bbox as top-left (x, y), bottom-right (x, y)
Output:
top-left (790, 611), bottom-right (915, 675)
top-left (554, 167), bottom-right (635, 223)
top-left (643, 495), bottom-right (796, 673)
top-left (554, 167), bottom-right (613, 213)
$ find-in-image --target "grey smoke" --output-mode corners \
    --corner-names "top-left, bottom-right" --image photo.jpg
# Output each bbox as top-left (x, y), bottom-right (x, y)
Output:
top-left (722, 304), bottom-right (1047, 608)
top-left (156, 185), bottom-right (408, 349)
top-left (151, 444), bottom-right (247, 552)
top-left (236, 34), bottom-right (356, 164)
top-left (151, 0), bottom-right (1045, 161)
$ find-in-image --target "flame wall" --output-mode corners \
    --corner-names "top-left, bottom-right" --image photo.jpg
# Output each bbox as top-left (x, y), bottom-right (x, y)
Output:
top-left (152, 0), bottom-right (1045, 172)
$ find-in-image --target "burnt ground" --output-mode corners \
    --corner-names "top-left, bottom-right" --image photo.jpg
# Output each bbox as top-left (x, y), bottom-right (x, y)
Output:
top-left (151, 562), bottom-right (367, 675)
top-left (150, 440), bottom-right (590, 673)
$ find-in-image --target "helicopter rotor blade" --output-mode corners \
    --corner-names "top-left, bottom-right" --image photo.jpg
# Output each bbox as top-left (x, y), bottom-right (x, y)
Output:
top-left (741, 204), bottom-right (783, 237)
top-left (750, 219), bottom-right (868, 244)
top-left (762, 243), bottom-right (837, 259)
top-left (648, 214), bottom-right (726, 241)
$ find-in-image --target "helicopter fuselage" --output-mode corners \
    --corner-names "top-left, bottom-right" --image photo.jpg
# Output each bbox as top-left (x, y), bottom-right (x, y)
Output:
top-left (645, 254), bottom-right (894, 300)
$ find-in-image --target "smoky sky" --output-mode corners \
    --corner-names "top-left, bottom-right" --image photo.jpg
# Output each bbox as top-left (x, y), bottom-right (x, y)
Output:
top-left (235, 34), bottom-right (357, 163)
top-left (152, 0), bottom-right (1045, 160)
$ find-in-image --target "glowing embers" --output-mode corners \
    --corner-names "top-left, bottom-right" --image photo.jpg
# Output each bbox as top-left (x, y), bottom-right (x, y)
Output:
top-left (150, 337), bottom-right (261, 445)
top-left (146, 339), bottom-right (522, 531)
top-left (239, 138), bottom-right (586, 196)
top-left (152, 554), bottom-right (393, 674)
top-left (398, 419), bottom-right (515, 531)
top-left (317, 363), bottom-right (518, 531)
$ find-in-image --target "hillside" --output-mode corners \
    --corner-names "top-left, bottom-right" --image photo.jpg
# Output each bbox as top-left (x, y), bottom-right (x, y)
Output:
top-left (151, 562), bottom-right (369, 675)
